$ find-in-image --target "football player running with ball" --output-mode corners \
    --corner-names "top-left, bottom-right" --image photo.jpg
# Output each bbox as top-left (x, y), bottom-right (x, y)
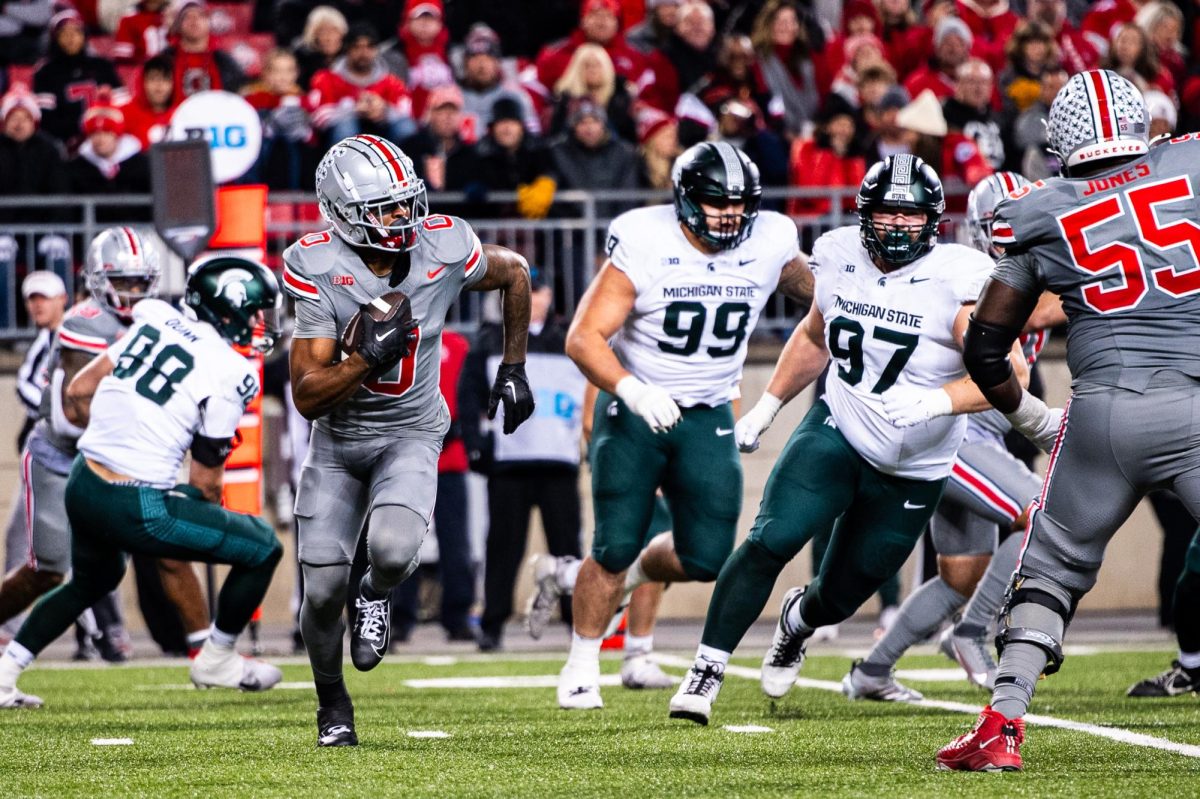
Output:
top-left (670, 154), bottom-right (1038, 726)
top-left (0, 258), bottom-right (286, 708)
top-left (939, 69), bottom-right (1200, 771)
top-left (285, 135), bottom-right (534, 747)
top-left (557, 142), bottom-right (814, 709)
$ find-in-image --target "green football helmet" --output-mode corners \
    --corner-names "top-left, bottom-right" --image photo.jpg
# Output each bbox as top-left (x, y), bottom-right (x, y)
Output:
top-left (672, 141), bottom-right (762, 250)
top-left (184, 256), bottom-right (282, 354)
top-left (856, 154), bottom-right (945, 266)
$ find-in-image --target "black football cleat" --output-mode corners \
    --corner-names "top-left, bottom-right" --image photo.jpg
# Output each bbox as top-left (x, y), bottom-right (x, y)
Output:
top-left (317, 702), bottom-right (358, 747)
top-left (1128, 660), bottom-right (1200, 697)
top-left (350, 577), bottom-right (391, 672)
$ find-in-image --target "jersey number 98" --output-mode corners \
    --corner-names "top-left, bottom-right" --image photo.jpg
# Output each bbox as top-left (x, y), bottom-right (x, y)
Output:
top-left (112, 325), bottom-right (195, 405)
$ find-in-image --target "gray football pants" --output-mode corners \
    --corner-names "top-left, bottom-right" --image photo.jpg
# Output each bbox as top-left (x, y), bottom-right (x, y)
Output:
top-left (933, 440), bottom-right (1043, 556)
top-left (1018, 377), bottom-right (1200, 611)
top-left (295, 427), bottom-right (440, 683)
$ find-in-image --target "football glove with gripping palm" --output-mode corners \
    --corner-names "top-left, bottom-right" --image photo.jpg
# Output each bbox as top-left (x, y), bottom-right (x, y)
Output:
top-left (356, 306), bottom-right (418, 370)
top-left (488, 361), bottom-right (536, 434)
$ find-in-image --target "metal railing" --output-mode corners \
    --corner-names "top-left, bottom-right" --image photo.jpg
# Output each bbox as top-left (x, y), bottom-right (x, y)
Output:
top-left (0, 188), bottom-right (967, 341)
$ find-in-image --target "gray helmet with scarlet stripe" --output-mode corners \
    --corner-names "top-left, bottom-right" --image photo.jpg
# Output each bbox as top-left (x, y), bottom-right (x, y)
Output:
top-left (85, 226), bottom-right (161, 320)
top-left (965, 171), bottom-right (1031, 256)
top-left (1047, 69), bottom-right (1148, 176)
top-left (315, 135), bottom-right (428, 252)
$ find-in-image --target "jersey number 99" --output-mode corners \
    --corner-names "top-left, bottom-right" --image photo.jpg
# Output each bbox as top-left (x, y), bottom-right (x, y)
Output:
top-left (657, 301), bottom-right (751, 358)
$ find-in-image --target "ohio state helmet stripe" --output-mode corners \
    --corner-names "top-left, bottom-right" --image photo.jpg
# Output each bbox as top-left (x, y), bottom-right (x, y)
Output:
top-left (1085, 69), bottom-right (1116, 141)
top-left (998, 172), bottom-right (1015, 193)
top-left (121, 226), bottom-right (139, 255)
top-left (358, 134), bottom-right (405, 185)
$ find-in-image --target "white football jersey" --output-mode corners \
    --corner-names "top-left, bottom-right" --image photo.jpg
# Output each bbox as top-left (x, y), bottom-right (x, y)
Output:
top-left (78, 299), bottom-right (258, 488)
top-left (606, 205), bottom-right (800, 407)
top-left (812, 226), bottom-right (993, 480)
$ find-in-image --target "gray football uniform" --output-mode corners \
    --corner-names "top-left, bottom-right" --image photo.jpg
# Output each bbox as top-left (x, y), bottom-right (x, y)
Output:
top-left (933, 331), bottom-right (1048, 555)
top-left (22, 300), bottom-right (124, 571)
top-left (990, 135), bottom-right (1200, 602)
top-left (284, 216), bottom-right (487, 565)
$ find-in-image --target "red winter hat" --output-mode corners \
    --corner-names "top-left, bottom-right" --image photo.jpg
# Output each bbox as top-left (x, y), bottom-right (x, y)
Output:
top-left (82, 104), bottom-right (126, 136)
top-left (1, 88), bottom-right (41, 124)
top-left (406, 0), bottom-right (443, 19)
top-left (636, 105), bottom-right (674, 145)
top-left (582, 0), bottom-right (620, 17)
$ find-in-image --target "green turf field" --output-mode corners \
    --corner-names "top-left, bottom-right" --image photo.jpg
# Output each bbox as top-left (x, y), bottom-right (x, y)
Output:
top-left (1, 650), bottom-right (1197, 798)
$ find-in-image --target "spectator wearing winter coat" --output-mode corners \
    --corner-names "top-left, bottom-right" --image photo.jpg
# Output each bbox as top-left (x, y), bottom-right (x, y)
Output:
top-left (548, 98), bottom-right (638, 217)
top-left (33, 10), bottom-right (124, 148)
top-left (751, 0), bottom-right (820, 138)
top-left (242, 49), bottom-right (316, 189)
top-left (626, 0), bottom-right (680, 54)
top-left (0, 90), bottom-right (70, 224)
top-left (400, 84), bottom-right (470, 190)
top-left (548, 44), bottom-right (636, 143)
top-left (118, 55), bottom-right (177, 149)
top-left (66, 104), bottom-right (151, 222)
top-left (458, 24), bottom-right (539, 142)
top-left (292, 5), bottom-right (347, 91)
top-left (1024, 0), bottom-right (1099, 75)
top-left (382, 0), bottom-right (455, 120)
top-left (309, 22), bottom-right (416, 144)
top-left (788, 110), bottom-right (867, 219)
top-left (160, 0), bottom-right (245, 98)
top-left (113, 0), bottom-right (169, 65)
top-left (904, 16), bottom-right (973, 102)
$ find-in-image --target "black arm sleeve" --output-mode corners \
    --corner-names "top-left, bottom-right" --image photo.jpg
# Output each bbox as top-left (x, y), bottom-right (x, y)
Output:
top-left (190, 434), bottom-right (234, 468)
top-left (963, 315), bottom-right (1022, 390)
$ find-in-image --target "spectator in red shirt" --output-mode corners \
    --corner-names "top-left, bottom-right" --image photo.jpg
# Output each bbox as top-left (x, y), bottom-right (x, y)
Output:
top-left (788, 109), bottom-right (866, 218)
top-left (998, 21), bottom-right (1059, 116)
top-left (1101, 22), bottom-right (1175, 96)
top-left (242, 49), bottom-right (315, 189)
top-left (383, 0), bottom-right (455, 120)
top-left (33, 10), bottom-right (124, 149)
top-left (118, 54), bottom-right (177, 149)
top-left (1137, 2), bottom-right (1186, 92)
top-left (821, 0), bottom-right (881, 85)
top-left (293, 5), bottom-right (348, 91)
top-left (1083, 0), bottom-right (1146, 58)
top-left (309, 22), bottom-right (416, 145)
top-left (878, 0), bottom-right (932, 82)
top-left (548, 43), bottom-right (636, 142)
top-left (1025, 0), bottom-right (1099, 75)
top-left (161, 0), bottom-right (245, 98)
top-left (828, 34), bottom-right (890, 112)
top-left (533, 0), bottom-right (653, 108)
top-left (955, 0), bottom-right (1020, 73)
top-left (752, 0), bottom-right (821, 138)
top-left (113, 0), bottom-right (168, 65)
top-left (904, 15), bottom-right (972, 102)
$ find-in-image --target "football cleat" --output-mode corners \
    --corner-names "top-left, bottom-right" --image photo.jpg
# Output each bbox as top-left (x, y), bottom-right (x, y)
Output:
top-left (621, 654), bottom-right (675, 690)
top-left (524, 555), bottom-right (576, 640)
top-left (317, 702), bottom-right (358, 747)
top-left (944, 627), bottom-right (998, 690)
top-left (557, 663), bottom-right (603, 710)
top-left (810, 624), bottom-right (839, 643)
top-left (937, 627), bottom-right (957, 662)
top-left (761, 586), bottom-right (808, 699)
top-left (0, 685), bottom-right (43, 709)
top-left (350, 579), bottom-right (391, 672)
top-left (668, 659), bottom-right (725, 725)
top-left (189, 644), bottom-right (282, 691)
top-left (936, 705), bottom-right (1024, 772)
top-left (1127, 660), bottom-right (1200, 697)
top-left (841, 659), bottom-right (924, 702)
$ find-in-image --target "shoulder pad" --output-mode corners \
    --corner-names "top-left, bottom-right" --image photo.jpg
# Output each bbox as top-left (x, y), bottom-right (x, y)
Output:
top-left (419, 215), bottom-right (483, 276)
top-left (282, 230), bottom-right (338, 300)
top-left (991, 179), bottom-right (1051, 248)
top-left (59, 301), bottom-right (118, 353)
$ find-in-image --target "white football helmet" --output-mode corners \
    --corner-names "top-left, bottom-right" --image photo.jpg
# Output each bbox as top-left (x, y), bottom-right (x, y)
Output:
top-left (1046, 69), bottom-right (1148, 175)
top-left (85, 226), bottom-right (161, 320)
top-left (965, 171), bottom-right (1030, 256)
top-left (315, 135), bottom-right (428, 252)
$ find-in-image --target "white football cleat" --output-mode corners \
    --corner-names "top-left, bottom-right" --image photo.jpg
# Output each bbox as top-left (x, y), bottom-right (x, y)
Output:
top-left (0, 685), bottom-right (43, 709)
top-left (557, 663), bottom-right (603, 709)
top-left (668, 659), bottom-right (725, 725)
top-left (761, 586), bottom-right (808, 699)
top-left (524, 555), bottom-right (576, 640)
top-left (841, 659), bottom-right (924, 702)
top-left (190, 643), bottom-right (282, 692)
top-left (944, 628), bottom-right (998, 690)
top-left (620, 654), bottom-right (675, 690)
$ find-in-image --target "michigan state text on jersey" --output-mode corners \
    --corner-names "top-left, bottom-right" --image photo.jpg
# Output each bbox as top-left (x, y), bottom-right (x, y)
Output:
top-left (556, 142), bottom-right (813, 711)
top-left (670, 154), bottom-right (1028, 727)
top-left (284, 135), bottom-right (534, 747)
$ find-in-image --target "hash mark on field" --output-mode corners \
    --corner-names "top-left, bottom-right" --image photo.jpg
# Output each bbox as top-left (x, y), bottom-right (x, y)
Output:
top-left (653, 655), bottom-right (1200, 761)
top-left (407, 730), bottom-right (451, 738)
top-left (723, 725), bottom-right (774, 734)
top-left (91, 738), bottom-right (134, 746)
top-left (138, 681), bottom-right (313, 691)
top-left (404, 675), bottom-right (624, 689)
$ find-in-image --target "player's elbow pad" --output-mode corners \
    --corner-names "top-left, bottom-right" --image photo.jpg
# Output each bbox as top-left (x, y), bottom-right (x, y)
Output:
top-left (962, 315), bottom-right (1020, 389)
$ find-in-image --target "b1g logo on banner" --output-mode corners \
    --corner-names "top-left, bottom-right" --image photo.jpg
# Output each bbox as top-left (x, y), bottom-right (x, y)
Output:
top-left (166, 90), bottom-right (263, 184)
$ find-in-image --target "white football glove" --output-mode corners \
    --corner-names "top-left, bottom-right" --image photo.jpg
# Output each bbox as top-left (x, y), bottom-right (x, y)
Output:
top-left (615, 375), bottom-right (681, 433)
top-left (734, 393), bottom-right (783, 453)
top-left (881, 385), bottom-right (953, 428)
top-left (1004, 390), bottom-right (1064, 453)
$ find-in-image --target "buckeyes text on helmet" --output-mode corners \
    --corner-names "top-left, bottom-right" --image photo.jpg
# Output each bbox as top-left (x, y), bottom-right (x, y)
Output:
top-left (315, 135), bottom-right (429, 252)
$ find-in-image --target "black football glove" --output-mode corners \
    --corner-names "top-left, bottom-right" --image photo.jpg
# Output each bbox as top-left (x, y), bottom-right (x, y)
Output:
top-left (357, 307), bottom-right (418, 369)
top-left (487, 361), bottom-right (535, 434)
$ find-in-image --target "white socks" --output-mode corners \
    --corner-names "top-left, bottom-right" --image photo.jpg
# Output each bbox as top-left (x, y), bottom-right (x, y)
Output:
top-left (209, 626), bottom-right (238, 650)
top-left (695, 644), bottom-right (730, 667)
top-left (1179, 650), bottom-right (1200, 670)
top-left (566, 632), bottom-right (602, 672)
top-left (783, 597), bottom-right (813, 637)
top-left (0, 643), bottom-right (34, 688)
top-left (625, 634), bottom-right (653, 657)
top-left (559, 558), bottom-right (583, 591)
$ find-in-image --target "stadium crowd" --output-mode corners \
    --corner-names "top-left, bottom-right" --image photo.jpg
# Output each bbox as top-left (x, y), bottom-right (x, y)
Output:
top-left (0, 0), bottom-right (1197, 218)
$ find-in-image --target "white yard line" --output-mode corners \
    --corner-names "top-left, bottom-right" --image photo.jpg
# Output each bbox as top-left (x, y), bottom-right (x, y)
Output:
top-left (653, 654), bottom-right (1200, 760)
top-left (403, 674), bottom-right (624, 689)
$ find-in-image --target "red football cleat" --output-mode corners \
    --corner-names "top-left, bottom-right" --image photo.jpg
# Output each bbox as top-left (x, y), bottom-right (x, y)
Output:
top-left (936, 706), bottom-right (1025, 772)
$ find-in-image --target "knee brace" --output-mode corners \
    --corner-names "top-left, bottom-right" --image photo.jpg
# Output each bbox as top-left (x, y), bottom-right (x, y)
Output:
top-left (996, 584), bottom-right (1072, 675)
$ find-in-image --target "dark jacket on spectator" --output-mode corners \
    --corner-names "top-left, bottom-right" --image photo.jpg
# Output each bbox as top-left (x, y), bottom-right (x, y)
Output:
top-left (0, 131), bottom-right (69, 222)
top-left (67, 136), bottom-right (151, 222)
top-left (548, 132), bottom-right (638, 217)
top-left (445, 134), bottom-right (554, 217)
top-left (547, 83), bottom-right (636, 143)
top-left (33, 47), bottom-right (122, 147)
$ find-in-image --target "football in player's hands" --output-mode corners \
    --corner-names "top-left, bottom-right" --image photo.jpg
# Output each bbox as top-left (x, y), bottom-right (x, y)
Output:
top-left (340, 291), bottom-right (418, 375)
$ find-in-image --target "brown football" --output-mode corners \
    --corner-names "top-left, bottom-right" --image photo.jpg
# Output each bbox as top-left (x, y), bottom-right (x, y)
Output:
top-left (340, 291), bottom-right (414, 370)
